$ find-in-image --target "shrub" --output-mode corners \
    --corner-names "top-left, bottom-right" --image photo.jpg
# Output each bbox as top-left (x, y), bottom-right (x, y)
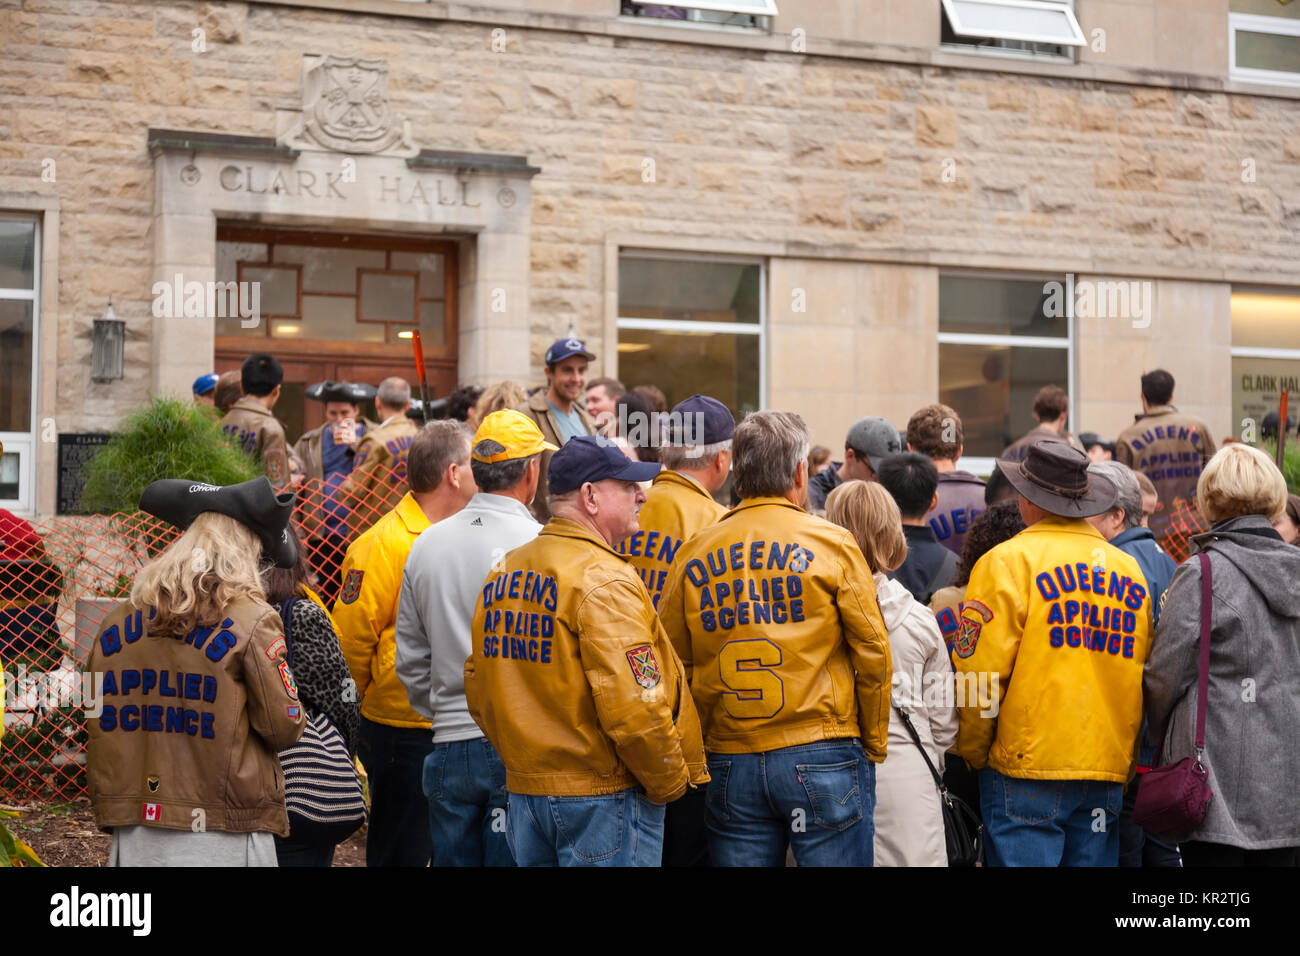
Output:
top-left (80, 397), bottom-right (260, 514)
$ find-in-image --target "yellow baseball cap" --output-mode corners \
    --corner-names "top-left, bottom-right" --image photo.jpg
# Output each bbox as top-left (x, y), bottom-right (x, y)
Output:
top-left (472, 410), bottom-right (559, 463)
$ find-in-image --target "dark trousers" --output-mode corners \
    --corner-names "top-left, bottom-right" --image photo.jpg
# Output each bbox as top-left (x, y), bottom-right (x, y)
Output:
top-left (357, 717), bottom-right (436, 867)
top-left (662, 786), bottom-right (709, 867)
top-left (1181, 841), bottom-right (1299, 867)
top-left (274, 832), bottom-right (337, 867)
top-left (1118, 776), bottom-right (1182, 867)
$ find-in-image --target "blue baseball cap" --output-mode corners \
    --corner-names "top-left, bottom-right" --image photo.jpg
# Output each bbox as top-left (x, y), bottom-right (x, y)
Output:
top-left (545, 336), bottom-right (595, 366)
top-left (548, 435), bottom-right (659, 495)
top-left (192, 373), bottom-right (219, 397)
top-left (669, 394), bottom-right (734, 445)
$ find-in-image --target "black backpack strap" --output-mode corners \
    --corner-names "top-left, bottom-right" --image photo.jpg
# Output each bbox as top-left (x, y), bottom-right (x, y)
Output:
top-left (276, 596), bottom-right (301, 669)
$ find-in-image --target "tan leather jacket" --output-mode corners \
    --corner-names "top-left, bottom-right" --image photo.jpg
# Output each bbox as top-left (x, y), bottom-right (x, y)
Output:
top-left (337, 416), bottom-right (420, 528)
top-left (465, 517), bottom-right (708, 803)
top-left (219, 397), bottom-right (292, 488)
top-left (517, 391), bottom-right (596, 522)
top-left (86, 596), bottom-right (306, 835)
top-left (659, 497), bottom-right (893, 759)
top-left (1115, 404), bottom-right (1217, 545)
top-left (617, 469), bottom-right (727, 610)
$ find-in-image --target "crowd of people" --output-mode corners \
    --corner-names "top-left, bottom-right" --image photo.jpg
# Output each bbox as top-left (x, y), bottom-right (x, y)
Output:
top-left (72, 339), bottom-right (1300, 868)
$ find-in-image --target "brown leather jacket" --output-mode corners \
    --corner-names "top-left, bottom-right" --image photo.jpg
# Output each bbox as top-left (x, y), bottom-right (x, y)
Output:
top-left (337, 416), bottom-right (420, 528)
top-left (999, 423), bottom-right (1082, 462)
top-left (465, 517), bottom-right (708, 803)
top-left (1115, 404), bottom-right (1217, 544)
top-left (516, 391), bottom-right (596, 522)
top-left (219, 397), bottom-right (291, 488)
top-left (86, 596), bottom-right (306, 836)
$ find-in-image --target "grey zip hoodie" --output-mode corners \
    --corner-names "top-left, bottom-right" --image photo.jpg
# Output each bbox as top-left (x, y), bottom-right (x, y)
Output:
top-left (1144, 514), bottom-right (1300, 849)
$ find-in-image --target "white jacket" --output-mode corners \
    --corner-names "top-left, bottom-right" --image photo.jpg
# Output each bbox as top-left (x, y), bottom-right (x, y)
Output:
top-left (872, 573), bottom-right (959, 867)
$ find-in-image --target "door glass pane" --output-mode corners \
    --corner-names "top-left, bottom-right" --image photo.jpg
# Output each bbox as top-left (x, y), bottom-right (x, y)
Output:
top-left (1236, 30), bottom-right (1300, 73)
top-left (1231, 291), bottom-right (1300, 349)
top-left (0, 300), bottom-right (34, 430)
top-left (617, 328), bottom-right (760, 423)
top-left (0, 450), bottom-right (19, 500)
top-left (619, 258), bottom-right (761, 324)
top-left (0, 220), bottom-right (36, 290)
top-left (298, 294), bottom-right (383, 343)
top-left (939, 342), bottom-right (1070, 457)
top-left (360, 272), bottom-right (416, 322)
top-left (1233, 356), bottom-right (1300, 434)
top-left (241, 265), bottom-right (298, 316)
top-left (939, 275), bottom-right (1068, 337)
top-left (273, 245), bottom-right (385, 294)
top-left (419, 300), bottom-right (446, 347)
top-left (391, 251), bottom-right (445, 298)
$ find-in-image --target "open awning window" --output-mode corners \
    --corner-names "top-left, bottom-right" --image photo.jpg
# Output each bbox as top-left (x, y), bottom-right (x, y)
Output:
top-left (628, 0), bottom-right (779, 16)
top-left (940, 0), bottom-right (1086, 47)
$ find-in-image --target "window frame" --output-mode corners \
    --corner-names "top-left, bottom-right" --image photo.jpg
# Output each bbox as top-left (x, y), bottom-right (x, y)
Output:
top-left (624, 0), bottom-right (778, 17)
top-left (615, 248), bottom-right (767, 412)
top-left (937, 269), bottom-right (1075, 476)
top-left (1229, 13), bottom-right (1300, 89)
top-left (0, 212), bottom-right (40, 515)
top-left (940, 0), bottom-right (1084, 62)
top-left (1229, 286), bottom-right (1300, 437)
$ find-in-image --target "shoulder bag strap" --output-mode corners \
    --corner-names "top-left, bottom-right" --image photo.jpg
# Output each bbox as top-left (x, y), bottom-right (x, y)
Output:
top-left (895, 705), bottom-right (946, 792)
top-left (277, 596), bottom-right (300, 670)
top-left (1193, 552), bottom-right (1212, 759)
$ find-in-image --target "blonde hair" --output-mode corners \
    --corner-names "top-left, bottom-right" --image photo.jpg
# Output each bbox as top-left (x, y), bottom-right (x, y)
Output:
top-left (476, 380), bottom-right (529, 420)
top-left (1196, 443), bottom-right (1288, 524)
top-left (825, 479), bottom-right (908, 574)
top-left (131, 512), bottom-right (268, 636)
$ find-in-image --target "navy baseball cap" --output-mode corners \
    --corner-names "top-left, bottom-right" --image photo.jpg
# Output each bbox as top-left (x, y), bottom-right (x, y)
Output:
top-left (545, 336), bottom-right (595, 366)
top-left (670, 394), bottom-right (734, 445)
top-left (192, 373), bottom-right (219, 397)
top-left (548, 435), bottom-right (659, 494)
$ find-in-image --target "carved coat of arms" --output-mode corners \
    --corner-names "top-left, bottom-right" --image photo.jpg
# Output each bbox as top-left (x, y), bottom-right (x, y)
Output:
top-left (286, 56), bottom-right (415, 155)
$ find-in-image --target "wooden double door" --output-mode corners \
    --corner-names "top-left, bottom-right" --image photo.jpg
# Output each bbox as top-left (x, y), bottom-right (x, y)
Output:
top-left (213, 225), bottom-right (458, 443)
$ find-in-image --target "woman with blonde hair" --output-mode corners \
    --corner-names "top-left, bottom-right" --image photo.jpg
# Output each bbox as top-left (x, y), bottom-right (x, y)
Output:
top-left (826, 479), bottom-right (957, 866)
top-left (86, 477), bottom-right (306, 866)
top-left (474, 380), bottom-right (529, 422)
top-left (1145, 443), bottom-right (1300, 866)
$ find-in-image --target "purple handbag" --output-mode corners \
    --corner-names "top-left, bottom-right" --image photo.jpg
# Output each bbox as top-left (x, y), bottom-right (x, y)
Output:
top-left (1132, 552), bottom-right (1214, 835)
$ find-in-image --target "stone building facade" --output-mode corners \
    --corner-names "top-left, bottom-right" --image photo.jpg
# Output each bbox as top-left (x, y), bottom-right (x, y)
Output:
top-left (1, 0), bottom-right (1298, 515)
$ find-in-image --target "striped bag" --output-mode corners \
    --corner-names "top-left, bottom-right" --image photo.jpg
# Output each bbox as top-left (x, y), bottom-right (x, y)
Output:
top-left (277, 598), bottom-right (367, 842)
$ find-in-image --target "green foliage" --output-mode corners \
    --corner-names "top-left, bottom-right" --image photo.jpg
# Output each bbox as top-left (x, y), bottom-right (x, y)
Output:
top-left (1261, 440), bottom-right (1300, 495)
top-left (80, 397), bottom-right (260, 514)
top-left (0, 808), bottom-right (47, 867)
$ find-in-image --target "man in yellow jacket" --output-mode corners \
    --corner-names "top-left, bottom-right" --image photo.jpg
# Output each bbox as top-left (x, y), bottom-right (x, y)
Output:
top-left (465, 434), bottom-right (708, 866)
top-left (618, 393), bottom-right (732, 868)
top-left (953, 441), bottom-right (1153, 867)
top-left (334, 421), bottom-right (476, 866)
top-left (659, 410), bottom-right (892, 867)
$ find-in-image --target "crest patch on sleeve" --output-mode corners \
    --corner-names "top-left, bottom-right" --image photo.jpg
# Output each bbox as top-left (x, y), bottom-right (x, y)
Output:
top-left (279, 660), bottom-right (299, 699)
top-left (955, 599), bottom-right (993, 659)
top-left (265, 636), bottom-right (287, 660)
top-left (625, 644), bottom-right (662, 689)
top-left (340, 568), bottom-right (364, 604)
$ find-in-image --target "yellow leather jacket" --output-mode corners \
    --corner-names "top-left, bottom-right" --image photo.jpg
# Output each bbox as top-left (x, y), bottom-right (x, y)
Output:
top-left (333, 493), bottom-right (432, 730)
top-left (659, 497), bottom-right (892, 759)
top-left (465, 517), bottom-right (707, 803)
top-left (952, 516), bottom-right (1153, 782)
top-left (617, 469), bottom-right (727, 609)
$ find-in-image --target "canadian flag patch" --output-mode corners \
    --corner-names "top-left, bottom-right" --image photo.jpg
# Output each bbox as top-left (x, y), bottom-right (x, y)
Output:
top-left (142, 803), bottom-right (161, 822)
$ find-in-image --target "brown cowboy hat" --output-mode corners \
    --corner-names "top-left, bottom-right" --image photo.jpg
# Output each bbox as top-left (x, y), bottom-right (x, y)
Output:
top-left (996, 440), bottom-right (1117, 518)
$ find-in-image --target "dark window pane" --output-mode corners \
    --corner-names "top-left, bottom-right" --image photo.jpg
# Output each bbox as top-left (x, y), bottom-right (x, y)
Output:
top-left (361, 272), bottom-right (416, 322)
top-left (939, 275), bottom-right (1068, 337)
top-left (0, 300), bottom-right (34, 430)
top-left (1236, 29), bottom-right (1300, 73)
top-left (617, 327), bottom-right (760, 423)
top-left (939, 341), bottom-right (1070, 456)
top-left (0, 450), bottom-right (19, 500)
top-left (619, 258), bottom-right (761, 324)
top-left (0, 220), bottom-right (35, 290)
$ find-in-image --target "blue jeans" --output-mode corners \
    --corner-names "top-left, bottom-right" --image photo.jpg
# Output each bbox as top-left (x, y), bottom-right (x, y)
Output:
top-left (506, 789), bottom-right (666, 867)
top-left (978, 768), bottom-right (1123, 867)
top-left (422, 737), bottom-right (514, 867)
top-left (705, 739), bottom-right (876, 867)
top-left (356, 717), bottom-right (435, 867)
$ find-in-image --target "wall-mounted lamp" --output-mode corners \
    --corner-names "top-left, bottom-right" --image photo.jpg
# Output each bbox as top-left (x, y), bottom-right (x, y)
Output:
top-left (91, 298), bottom-right (125, 382)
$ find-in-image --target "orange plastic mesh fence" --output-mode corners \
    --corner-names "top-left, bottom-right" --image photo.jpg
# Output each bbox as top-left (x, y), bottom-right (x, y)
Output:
top-left (0, 471), bottom-right (407, 804)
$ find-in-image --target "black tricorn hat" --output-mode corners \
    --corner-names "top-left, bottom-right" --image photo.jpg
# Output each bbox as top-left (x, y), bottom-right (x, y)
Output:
top-left (996, 440), bottom-right (1117, 518)
top-left (139, 477), bottom-right (298, 568)
top-left (305, 380), bottom-right (376, 404)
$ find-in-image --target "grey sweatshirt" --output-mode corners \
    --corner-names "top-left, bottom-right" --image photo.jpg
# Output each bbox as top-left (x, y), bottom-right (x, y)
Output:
top-left (395, 492), bottom-right (541, 742)
top-left (1144, 514), bottom-right (1300, 850)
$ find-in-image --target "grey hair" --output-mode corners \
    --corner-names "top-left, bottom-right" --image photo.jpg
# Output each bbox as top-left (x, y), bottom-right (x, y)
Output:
top-left (1089, 460), bottom-right (1143, 530)
top-left (377, 376), bottom-right (411, 409)
top-left (732, 411), bottom-right (811, 500)
top-left (408, 420), bottom-right (472, 494)
top-left (660, 439), bottom-right (732, 472)
top-left (472, 444), bottom-right (538, 493)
